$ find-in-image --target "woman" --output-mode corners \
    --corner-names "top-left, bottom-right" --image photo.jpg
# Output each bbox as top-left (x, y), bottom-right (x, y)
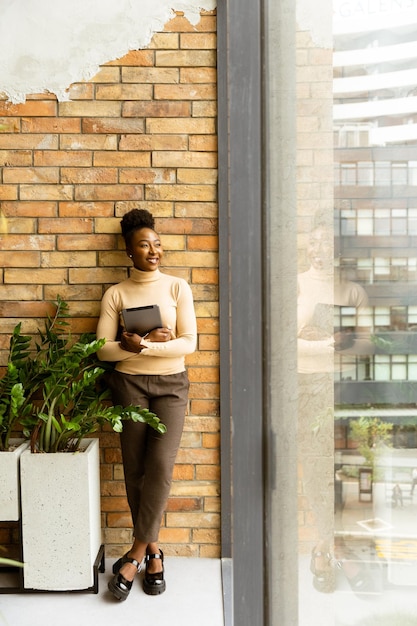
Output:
top-left (96, 208), bottom-right (197, 601)
top-left (298, 219), bottom-right (374, 594)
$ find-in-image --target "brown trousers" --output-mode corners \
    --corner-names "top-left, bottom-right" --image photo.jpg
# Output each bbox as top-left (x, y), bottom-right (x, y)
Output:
top-left (108, 370), bottom-right (189, 543)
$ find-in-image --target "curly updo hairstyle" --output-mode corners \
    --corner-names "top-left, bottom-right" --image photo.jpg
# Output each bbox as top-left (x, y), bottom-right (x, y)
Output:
top-left (120, 208), bottom-right (155, 244)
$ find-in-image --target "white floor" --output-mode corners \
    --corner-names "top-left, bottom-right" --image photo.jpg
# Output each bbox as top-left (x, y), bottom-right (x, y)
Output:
top-left (0, 558), bottom-right (225, 626)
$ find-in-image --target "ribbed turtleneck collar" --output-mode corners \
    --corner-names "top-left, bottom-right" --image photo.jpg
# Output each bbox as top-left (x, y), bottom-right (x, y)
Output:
top-left (307, 265), bottom-right (333, 281)
top-left (129, 267), bottom-right (162, 283)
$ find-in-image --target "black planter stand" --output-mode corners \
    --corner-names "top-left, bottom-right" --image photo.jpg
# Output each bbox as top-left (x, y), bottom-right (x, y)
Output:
top-left (0, 521), bottom-right (105, 594)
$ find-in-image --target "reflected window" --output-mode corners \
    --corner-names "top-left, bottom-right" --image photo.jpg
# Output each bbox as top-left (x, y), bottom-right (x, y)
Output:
top-left (298, 1), bottom-right (417, 622)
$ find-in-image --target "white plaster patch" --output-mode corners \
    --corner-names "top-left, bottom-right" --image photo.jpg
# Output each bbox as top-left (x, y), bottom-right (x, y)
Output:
top-left (296, 0), bottom-right (332, 48)
top-left (0, 0), bottom-right (216, 103)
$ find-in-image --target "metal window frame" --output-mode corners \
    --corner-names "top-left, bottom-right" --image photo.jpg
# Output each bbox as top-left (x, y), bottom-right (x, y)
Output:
top-left (217, 1), bottom-right (265, 624)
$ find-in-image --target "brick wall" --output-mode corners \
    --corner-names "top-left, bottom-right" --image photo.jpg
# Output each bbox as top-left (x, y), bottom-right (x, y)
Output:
top-left (296, 20), bottom-right (334, 552)
top-left (0, 9), bottom-right (220, 559)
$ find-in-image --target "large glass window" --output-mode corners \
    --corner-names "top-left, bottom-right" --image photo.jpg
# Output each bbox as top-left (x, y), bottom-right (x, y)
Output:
top-left (298, 2), bottom-right (417, 623)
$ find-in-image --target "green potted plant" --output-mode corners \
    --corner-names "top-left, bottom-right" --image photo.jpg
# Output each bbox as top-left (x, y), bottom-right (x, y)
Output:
top-left (0, 324), bottom-right (32, 521)
top-left (349, 416), bottom-right (393, 479)
top-left (15, 296), bottom-right (165, 452)
top-left (1, 296), bottom-right (166, 591)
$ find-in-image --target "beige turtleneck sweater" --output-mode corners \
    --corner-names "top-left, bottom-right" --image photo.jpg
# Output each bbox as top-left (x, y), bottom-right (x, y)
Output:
top-left (96, 267), bottom-right (197, 376)
top-left (297, 266), bottom-right (369, 374)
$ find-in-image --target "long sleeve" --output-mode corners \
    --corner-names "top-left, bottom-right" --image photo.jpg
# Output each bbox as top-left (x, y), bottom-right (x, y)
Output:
top-left (96, 268), bottom-right (197, 376)
top-left (140, 280), bottom-right (197, 358)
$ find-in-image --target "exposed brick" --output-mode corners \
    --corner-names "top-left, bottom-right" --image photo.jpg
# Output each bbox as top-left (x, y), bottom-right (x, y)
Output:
top-left (4, 268), bottom-right (67, 284)
top-left (0, 185), bottom-right (18, 200)
top-left (58, 101), bottom-right (121, 117)
top-left (0, 300), bottom-right (55, 317)
top-left (107, 513), bottom-right (132, 528)
top-left (3, 167), bottom-right (59, 184)
top-left (1, 234), bottom-right (55, 251)
top-left (188, 367), bottom-right (219, 383)
top-left (166, 497), bottom-right (202, 511)
top-left (196, 465), bottom-right (221, 481)
top-left (122, 67), bottom-right (179, 84)
top-left (21, 118), bottom-right (81, 133)
top-left (192, 268), bottom-right (218, 284)
top-left (146, 183), bottom-right (216, 201)
top-left (20, 184), bottom-right (73, 201)
top-left (67, 83), bottom-right (95, 100)
top-left (200, 545), bottom-right (221, 558)
top-left (177, 168), bottom-right (217, 185)
top-left (60, 167), bottom-right (118, 184)
top-left (154, 84), bottom-right (216, 101)
top-left (164, 14), bottom-right (216, 34)
top-left (108, 49), bottom-right (154, 66)
top-left (90, 66), bottom-right (121, 82)
top-left (0, 101), bottom-right (57, 117)
top-left (93, 152), bottom-right (150, 167)
top-left (188, 235), bottom-right (218, 251)
top-left (0, 117), bottom-right (20, 132)
top-left (0, 217), bottom-right (35, 233)
top-left (165, 512), bottom-right (219, 528)
top-left (198, 334), bottom-right (219, 351)
top-left (59, 202), bottom-right (114, 217)
top-left (0, 150), bottom-right (32, 166)
top-left (95, 84), bottom-right (153, 101)
top-left (146, 118), bottom-right (215, 134)
top-left (69, 268), bottom-right (127, 284)
top-left (0, 135), bottom-right (58, 149)
top-left (119, 168), bottom-right (176, 185)
top-left (119, 134), bottom-right (187, 151)
top-left (189, 399), bottom-right (220, 416)
top-left (172, 465), bottom-right (194, 480)
top-left (123, 101), bottom-right (190, 118)
top-left (38, 218), bottom-right (93, 234)
top-left (82, 118), bottom-right (145, 134)
top-left (60, 134), bottom-right (118, 150)
top-left (193, 529), bottom-right (220, 544)
top-left (148, 32), bottom-right (179, 49)
top-left (189, 135), bottom-right (217, 151)
top-left (180, 33), bottom-right (217, 49)
top-left (155, 50), bottom-right (216, 67)
top-left (74, 184), bottom-right (143, 201)
top-left (1, 11), bottom-right (220, 560)
top-left (56, 234), bottom-right (117, 250)
top-left (0, 251), bottom-right (40, 267)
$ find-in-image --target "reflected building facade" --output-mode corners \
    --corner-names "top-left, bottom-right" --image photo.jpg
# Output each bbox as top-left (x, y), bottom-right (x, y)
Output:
top-left (297, 3), bottom-right (417, 622)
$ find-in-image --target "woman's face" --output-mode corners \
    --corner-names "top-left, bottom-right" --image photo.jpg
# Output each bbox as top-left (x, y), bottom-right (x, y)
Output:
top-left (127, 227), bottom-right (163, 272)
top-left (307, 226), bottom-right (333, 271)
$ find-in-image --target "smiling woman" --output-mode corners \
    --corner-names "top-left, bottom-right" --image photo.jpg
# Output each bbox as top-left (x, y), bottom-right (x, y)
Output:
top-left (96, 208), bottom-right (197, 601)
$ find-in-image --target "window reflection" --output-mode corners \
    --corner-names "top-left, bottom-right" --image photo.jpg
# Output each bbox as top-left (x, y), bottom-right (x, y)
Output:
top-left (299, 1), bottom-right (417, 622)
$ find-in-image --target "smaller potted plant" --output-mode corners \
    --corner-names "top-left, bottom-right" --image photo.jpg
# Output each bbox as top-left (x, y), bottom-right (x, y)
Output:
top-left (0, 324), bottom-right (32, 521)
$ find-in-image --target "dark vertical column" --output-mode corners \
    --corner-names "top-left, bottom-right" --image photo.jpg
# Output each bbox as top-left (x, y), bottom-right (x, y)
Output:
top-left (217, 1), bottom-right (264, 624)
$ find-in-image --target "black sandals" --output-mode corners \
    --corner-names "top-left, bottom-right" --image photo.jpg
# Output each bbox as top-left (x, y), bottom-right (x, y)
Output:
top-left (112, 552), bottom-right (131, 575)
top-left (310, 547), bottom-right (337, 593)
top-left (143, 550), bottom-right (166, 595)
top-left (108, 556), bottom-right (143, 601)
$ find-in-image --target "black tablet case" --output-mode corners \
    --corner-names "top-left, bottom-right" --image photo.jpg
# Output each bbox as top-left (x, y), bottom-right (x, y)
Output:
top-left (121, 304), bottom-right (162, 335)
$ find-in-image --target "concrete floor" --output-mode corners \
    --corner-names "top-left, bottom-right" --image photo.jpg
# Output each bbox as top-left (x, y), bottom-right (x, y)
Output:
top-left (0, 558), bottom-right (225, 626)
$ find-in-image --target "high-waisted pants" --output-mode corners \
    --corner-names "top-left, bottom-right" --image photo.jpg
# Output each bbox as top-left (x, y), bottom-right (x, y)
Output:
top-left (108, 370), bottom-right (189, 544)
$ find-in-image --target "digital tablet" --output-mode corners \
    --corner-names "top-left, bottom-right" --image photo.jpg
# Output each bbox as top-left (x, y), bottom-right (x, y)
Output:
top-left (121, 304), bottom-right (162, 335)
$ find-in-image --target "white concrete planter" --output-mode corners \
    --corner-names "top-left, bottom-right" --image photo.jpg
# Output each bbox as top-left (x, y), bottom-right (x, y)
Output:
top-left (20, 438), bottom-right (102, 591)
top-left (0, 439), bottom-right (29, 521)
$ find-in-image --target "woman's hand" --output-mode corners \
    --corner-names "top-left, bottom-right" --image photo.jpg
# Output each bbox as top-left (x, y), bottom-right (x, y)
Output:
top-left (120, 327), bottom-right (172, 353)
top-left (145, 327), bottom-right (172, 342)
top-left (120, 331), bottom-right (142, 353)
